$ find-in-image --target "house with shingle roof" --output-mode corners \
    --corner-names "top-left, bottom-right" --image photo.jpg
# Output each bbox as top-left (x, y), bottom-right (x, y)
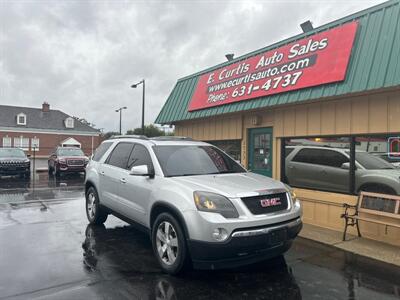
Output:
top-left (0, 102), bottom-right (101, 157)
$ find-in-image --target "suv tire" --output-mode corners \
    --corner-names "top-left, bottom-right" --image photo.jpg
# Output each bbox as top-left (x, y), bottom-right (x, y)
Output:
top-left (85, 186), bottom-right (108, 224)
top-left (152, 212), bottom-right (189, 275)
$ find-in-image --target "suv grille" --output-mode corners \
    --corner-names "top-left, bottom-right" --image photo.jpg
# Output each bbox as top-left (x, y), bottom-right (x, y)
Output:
top-left (67, 159), bottom-right (84, 166)
top-left (0, 161), bottom-right (29, 170)
top-left (241, 192), bottom-right (288, 215)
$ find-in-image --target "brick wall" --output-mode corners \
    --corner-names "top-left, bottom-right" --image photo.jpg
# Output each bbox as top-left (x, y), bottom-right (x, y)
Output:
top-left (0, 131), bottom-right (101, 157)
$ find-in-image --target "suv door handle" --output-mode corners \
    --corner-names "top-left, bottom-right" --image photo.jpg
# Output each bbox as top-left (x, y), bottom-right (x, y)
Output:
top-left (120, 178), bottom-right (127, 184)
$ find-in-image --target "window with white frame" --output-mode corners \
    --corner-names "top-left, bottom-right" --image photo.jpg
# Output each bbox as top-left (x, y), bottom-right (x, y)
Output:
top-left (17, 113), bottom-right (27, 125)
top-left (31, 137), bottom-right (40, 151)
top-left (65, 117), bottom-right (74, 128)
top-left (2, 136), bottom-right (11, 148)
top-left (14, 136), bottom-right (29, 150)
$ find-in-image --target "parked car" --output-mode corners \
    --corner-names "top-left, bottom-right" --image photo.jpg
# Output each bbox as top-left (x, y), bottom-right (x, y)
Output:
top-left (0, 148), bottom-right (30, 179)
top-left (85, 136), bottom-right (302, 274)
top-left (372, 152), bottom-right (400, 168)
top-left (48, 147), bottom-right (89, 177)
top-left (285, 146), bottom-right (400, 195)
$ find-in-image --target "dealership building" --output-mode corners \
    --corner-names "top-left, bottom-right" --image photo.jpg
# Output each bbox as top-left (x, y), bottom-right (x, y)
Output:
top-left (156, 1), bottom-right (400, 246)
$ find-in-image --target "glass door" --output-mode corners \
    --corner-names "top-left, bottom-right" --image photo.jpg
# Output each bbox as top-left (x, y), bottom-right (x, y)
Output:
top-left (248, 127), bottom-right (273, 177)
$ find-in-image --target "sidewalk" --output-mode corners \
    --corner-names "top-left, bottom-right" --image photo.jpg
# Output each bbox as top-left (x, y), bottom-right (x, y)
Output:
top-left (299, 223), bottom-right (400, 267)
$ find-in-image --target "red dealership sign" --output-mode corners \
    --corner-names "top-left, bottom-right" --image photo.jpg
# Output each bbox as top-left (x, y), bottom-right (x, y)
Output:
top-left (188, 21), bottom-right (358, 111)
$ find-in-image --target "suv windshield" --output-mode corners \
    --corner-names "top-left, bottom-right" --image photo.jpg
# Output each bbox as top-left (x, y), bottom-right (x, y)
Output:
top-left (57, 148), bottom-right (85, 156)
top-left (153, 145), bottom-right (246, 177)
top-left (0, 148), bottom-right (26, 158)
top-left (354, 152), bottom-right (395, 170)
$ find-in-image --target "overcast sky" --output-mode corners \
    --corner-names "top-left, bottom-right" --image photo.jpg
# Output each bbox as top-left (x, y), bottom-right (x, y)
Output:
top-left (0, 0), bottom-right (386, 133)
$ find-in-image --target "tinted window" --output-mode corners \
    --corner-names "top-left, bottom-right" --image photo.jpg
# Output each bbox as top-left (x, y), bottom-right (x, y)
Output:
top-left (292, 148), bottom-right (314, 164)
top-left (323, 150), bottom-right (349, 168)
top-left (106, 143), bottom-right (134, 169)
top-left (92, 142), bottom-right (112, 162)
top-left (154, 145), bottom-right (245, 177)
top-left (293, 148), bottom-right (348, 168)
top-left (128, 144), bottom-right (153, 170)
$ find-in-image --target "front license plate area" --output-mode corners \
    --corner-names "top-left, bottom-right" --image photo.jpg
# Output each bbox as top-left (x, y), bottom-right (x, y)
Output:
top-left (269, 229), bottom-right (287, 245)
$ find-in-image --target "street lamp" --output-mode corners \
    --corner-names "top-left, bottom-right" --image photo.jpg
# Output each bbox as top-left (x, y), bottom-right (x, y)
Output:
top-left (131, 79), bottom-right (145, 135)
top-left (115, 106), bottom-right (127, 135)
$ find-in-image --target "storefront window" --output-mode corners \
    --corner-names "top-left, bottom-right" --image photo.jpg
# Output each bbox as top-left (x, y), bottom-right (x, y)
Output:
top-left (354, 136), bottom-right (400, 195)
top-left (207, 140), bottom-right (241, 162)
top-left (284, 137), bottom-right (350, 194)
top-left (282, 135), bottom-right (400, 195)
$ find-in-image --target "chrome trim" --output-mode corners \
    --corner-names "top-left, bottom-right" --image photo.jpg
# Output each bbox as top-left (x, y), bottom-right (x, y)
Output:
top-left (231, 218), bottom-right (301, 238)
top-left (254, 188), bottom-right (288, 196)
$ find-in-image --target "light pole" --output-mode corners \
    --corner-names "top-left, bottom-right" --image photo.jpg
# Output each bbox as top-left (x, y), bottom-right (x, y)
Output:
top-left (115, 106), bottom-right (127, 135)
top-left (131, 79), bottom-right (145, 135)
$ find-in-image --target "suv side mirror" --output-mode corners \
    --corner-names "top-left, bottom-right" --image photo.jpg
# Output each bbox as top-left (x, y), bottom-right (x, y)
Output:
top-left (341, 162), bottom-right (350, 170)
top-left (129, 165), bottom-right (154, 177)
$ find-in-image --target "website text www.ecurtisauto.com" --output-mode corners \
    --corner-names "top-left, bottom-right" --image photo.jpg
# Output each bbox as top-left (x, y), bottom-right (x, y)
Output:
top-left (207, 54), bottom-right (317, 94)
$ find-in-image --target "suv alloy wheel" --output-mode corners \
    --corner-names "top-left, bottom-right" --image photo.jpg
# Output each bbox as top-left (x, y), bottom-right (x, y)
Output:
top-left (85, 186), bottom-right (108, 225)
top-left (152, 213), bottom-right (188, 275)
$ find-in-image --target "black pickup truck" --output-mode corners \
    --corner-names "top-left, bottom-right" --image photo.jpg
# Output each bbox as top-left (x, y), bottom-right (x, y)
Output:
top-left (0, 148), bottom-right (31, 178)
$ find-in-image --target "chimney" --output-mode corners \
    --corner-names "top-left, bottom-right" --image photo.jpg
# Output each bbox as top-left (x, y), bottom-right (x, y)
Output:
top-left (42, 102), bottom-right (50, 112)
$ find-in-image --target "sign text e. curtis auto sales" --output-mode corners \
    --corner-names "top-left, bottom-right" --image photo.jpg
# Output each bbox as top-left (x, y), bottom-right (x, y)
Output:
top-left (188, 21), bottom-right (358, 112)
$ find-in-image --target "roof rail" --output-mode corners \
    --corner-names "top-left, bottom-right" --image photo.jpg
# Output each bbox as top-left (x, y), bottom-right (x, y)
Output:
top-left (151, 136), bottom-right (194, 141)
top-left (109, 135), bottom-right (148, 140)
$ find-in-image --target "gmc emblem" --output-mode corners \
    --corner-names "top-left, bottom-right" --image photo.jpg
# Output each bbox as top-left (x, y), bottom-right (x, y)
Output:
top-left (260, 197), bottom-right (281, 207)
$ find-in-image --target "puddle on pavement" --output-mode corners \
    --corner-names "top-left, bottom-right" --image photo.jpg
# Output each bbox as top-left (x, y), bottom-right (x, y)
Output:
top-left (0, 173), bottom-right (84, 204)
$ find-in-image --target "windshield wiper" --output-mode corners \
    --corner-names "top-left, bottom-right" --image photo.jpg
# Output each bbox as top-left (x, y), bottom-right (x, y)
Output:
top-left (167, 173), bottom-right (203, 177)
top-left (207, 170), bottom-right (238, 175)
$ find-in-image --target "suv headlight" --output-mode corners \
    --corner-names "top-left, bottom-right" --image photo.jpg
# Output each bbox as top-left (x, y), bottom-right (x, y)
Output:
top-left (193, 191), bottom-right (239, 218)
top-left (284, 184), bottom-right (298, 204)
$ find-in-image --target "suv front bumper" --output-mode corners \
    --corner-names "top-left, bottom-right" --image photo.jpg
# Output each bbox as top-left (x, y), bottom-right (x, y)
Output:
top-left (187, 217), bottom-right (302, 270)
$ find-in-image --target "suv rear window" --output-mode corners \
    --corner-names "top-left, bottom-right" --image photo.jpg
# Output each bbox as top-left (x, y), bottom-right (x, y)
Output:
top-left (293, 148), bottom-right (349, 168)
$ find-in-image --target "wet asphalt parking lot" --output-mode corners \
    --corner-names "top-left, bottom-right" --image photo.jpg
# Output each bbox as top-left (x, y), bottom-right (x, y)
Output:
top-left (0, 174), bottom-right (400, 300)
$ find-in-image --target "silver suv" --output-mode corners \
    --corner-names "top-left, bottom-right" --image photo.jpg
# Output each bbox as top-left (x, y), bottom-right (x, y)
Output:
top-left (85, 136), bottom-right (302, 274)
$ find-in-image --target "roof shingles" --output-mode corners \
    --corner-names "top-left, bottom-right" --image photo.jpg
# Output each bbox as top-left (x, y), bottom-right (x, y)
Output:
top-left (0, 105), bottom-right (99, 133)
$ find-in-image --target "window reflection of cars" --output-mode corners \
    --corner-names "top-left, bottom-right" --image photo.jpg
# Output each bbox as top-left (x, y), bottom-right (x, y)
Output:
top-left (48, 147), bottom-right (89, 177)
top-left (285, 146), bottom-right (400, 195)
top-left (0, 177), bottom-right (31, 204)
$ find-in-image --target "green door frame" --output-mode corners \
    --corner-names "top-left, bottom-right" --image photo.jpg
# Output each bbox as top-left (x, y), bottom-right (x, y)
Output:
top-left (248, 127), bottom-right (273, 177)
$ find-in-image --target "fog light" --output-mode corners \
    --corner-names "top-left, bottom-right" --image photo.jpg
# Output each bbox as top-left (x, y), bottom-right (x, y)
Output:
top-left (212, 228), bottom-right (228, 241)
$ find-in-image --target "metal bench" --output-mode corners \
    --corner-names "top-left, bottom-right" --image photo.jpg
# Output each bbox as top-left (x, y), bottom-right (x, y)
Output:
top-left (341, 191), bottom-right (400, 241)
